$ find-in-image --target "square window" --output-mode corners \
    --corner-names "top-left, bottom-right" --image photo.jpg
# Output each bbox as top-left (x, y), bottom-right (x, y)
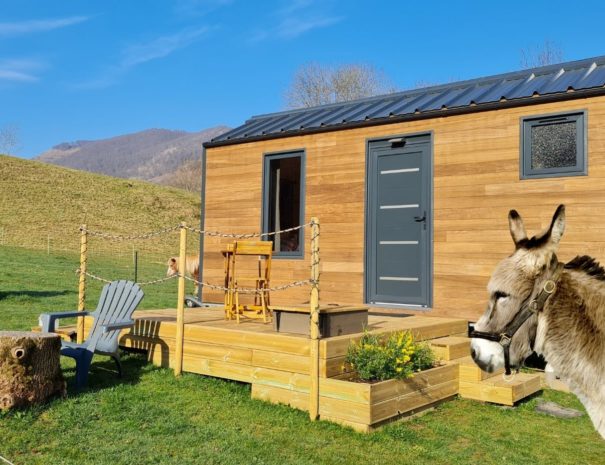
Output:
top-left (262, 151), bottom-right (305, 257)
top-left (521, 111), bottom-right (586, 179)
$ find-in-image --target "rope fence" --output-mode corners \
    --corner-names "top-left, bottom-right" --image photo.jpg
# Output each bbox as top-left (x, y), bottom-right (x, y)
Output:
top-left (75, 220), bottom-right (318, 292)
top-left (80, 222), bottom-right (313, 241)
top-left (75, 217), bottom-right (321, 420)
top-left (76, 268), bottom-right (179, 286)
top-left (76, 268), bottom-right (315, 292)
top-left (80, 224), bottom-right (182, 241)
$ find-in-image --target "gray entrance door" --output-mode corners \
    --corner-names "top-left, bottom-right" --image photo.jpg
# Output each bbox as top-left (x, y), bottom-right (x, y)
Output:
top-left (366, 134), bottom-right (431, 307)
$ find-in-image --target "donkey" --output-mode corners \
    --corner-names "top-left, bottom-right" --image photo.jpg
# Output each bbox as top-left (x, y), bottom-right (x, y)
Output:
top-left (470, 205), bottom-right (605, 439)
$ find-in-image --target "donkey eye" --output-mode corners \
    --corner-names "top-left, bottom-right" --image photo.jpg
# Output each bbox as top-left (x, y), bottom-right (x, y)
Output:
top-left (494, 291), bottom-right (509, 300)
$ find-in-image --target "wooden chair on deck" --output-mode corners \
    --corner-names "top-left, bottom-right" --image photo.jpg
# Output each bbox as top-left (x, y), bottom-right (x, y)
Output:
top-left (227, 240), bottom-right (273, 323)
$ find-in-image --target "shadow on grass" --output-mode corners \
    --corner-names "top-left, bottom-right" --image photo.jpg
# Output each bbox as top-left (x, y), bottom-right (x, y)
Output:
top-left (61, 351), bottom-right (150, 394)
top-left (0, 290), bottom-right (76, 300)
top-left (514, 389), bottom-right (544, 406)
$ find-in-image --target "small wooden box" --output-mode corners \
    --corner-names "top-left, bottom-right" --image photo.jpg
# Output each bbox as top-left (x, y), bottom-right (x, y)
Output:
top-left (271, 306), bottom-right (368, 337)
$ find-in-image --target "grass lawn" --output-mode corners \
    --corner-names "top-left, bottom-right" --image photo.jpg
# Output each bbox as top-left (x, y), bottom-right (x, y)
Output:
top-left (1, 246), bottom-right (604, 465)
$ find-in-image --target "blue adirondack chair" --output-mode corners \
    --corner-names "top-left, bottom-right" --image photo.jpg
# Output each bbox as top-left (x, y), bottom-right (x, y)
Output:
top-left (39, 280), bottom-right (144, 388)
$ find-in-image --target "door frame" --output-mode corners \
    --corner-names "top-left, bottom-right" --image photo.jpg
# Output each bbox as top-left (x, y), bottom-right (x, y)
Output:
top-left (363, 131), bottom-right (434, 309)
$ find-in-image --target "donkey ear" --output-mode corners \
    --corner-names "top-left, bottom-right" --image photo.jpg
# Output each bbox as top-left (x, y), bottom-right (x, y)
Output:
top-left (549, 204), bottom-right (566, 245)
top-left (508, 209), bottom-right (527, 245)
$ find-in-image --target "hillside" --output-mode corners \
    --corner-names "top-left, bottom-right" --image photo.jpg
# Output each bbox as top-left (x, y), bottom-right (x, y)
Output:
top-left (0, 155), bottom-right (201, 258)
top-left (36, 126), bottom-right (229, 188)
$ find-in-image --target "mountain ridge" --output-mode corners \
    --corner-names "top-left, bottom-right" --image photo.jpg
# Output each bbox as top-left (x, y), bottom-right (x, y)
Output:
top-left (36, 126), bottom-right (230, 188)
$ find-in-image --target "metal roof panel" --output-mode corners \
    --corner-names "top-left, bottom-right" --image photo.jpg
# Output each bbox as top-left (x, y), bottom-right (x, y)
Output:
top-left (540, 68), bottom-right (584, 94)
top-left (582, 65), bottom-right (605, 87)
top-left (364, 98), bottom-right (403, 119)
top-left (210, 55), bottom-right (605, 145)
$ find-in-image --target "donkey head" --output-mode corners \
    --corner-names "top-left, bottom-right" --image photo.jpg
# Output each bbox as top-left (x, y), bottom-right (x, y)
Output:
top-left (470, 205), bottom-right (566, 372)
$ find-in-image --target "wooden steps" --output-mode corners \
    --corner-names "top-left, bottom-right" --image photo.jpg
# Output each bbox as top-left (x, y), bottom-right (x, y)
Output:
top-left (429, 335), bottom-right (542, 406)
top-left (458, 356), bottom-right (504, 381)
top-left (429, 336), bottom-right (470, 361)
top-left (459, 373), bottom-right (542, 406)
top-left (456, 356), bottom-right (541, 406)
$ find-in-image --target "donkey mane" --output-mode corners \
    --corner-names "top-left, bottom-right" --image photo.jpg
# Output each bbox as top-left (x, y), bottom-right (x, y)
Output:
top-left (564, 255), bottom-right (605, 281)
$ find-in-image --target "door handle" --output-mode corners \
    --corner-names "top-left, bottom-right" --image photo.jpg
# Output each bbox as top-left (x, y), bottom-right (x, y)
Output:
top-left (414, 212), bottom-right (426, 222)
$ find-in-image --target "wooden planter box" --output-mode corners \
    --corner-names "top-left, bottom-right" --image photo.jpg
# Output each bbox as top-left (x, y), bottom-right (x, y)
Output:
top-left (252, 363), bottom-right (458, 432)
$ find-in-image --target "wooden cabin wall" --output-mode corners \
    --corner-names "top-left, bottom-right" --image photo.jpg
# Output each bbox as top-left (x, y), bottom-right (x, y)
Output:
top-left (203, 95), bottom-right (605, 321)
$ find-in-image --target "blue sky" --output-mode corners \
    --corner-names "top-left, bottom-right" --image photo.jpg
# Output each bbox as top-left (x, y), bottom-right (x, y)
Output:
top-left (2, 0), bottom-right (604, 157)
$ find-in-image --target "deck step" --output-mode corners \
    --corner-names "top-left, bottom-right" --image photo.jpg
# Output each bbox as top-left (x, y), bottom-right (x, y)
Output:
top-left (429, 336), bottom-right (470, 361)
top-left (457, 356), bottom-right (503, 381)
top-left (459, 372), bottom-right (542, 406)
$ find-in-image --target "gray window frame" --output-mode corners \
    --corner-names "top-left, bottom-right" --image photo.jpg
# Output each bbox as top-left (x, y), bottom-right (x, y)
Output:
top-left (261, 149), bottom-right (306, 259)
top-left (520, 110), bottom-right (587, 179)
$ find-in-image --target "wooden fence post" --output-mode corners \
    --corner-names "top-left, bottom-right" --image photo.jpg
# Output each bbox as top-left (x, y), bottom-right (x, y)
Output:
top-left (309, 217), bottom-right (320, 420)
top-left (174, 222), bottom-right (187, 377)
top-left (77, 225), bottom-right (88, 344)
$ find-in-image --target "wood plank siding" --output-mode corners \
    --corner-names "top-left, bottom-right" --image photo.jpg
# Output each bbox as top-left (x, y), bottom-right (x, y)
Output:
top-left (202, 95), bottom-right (605, 321)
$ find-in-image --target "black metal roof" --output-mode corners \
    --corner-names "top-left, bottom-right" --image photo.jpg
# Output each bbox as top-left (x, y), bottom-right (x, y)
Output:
top-left (206, 55), bottom-right (605, 148)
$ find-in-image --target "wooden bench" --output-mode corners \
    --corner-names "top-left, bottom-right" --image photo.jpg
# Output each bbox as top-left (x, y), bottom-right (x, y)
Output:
top-left (270, 305), bottom-right (368, 337)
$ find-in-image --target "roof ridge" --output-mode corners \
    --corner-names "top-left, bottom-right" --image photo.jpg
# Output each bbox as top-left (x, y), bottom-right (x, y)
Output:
top-left (247, 54), bottom-right (605, 121)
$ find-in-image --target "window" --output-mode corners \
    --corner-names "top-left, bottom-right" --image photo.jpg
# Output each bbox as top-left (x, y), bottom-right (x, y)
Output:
top-left (521, 111), bottom-right (587, 179)
top-left (262, 151), bottom-right (305, 257)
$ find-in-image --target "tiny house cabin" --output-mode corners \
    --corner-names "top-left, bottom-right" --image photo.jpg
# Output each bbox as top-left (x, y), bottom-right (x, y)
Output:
top-left (200, 56), bottom-right (605, 321)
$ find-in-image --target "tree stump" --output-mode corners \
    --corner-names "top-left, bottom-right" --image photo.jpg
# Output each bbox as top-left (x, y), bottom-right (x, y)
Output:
top-left (0, 331), bottom-right (65, 410)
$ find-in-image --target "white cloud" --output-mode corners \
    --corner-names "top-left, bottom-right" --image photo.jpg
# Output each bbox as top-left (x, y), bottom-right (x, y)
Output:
top-left (0, 16), bottom-right (89, 37)
top-left (276, 16), bottom-right (342, 39)
top-left (277, 0), bottom-right (314, 16)
top-left (0, 69), bottom-right (37, 82)
top-left (251, 0), bottom-right (343, 42)
top-left (78, 27), bottom-right (211, 89)
top-left (0, 59), bottom-right (44, 82)
top-left (121, 27), bottom-right (209, 67)
top-left (174, 0), bottom-right (233, 17)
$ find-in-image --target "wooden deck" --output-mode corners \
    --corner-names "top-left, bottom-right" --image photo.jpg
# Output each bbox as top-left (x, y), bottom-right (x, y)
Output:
top-left (109, 307), bottom-right (467, 431)
top-left (119, 307), bottom-right (468, 380)
top-left (78, 307), bottom-right (542, 431)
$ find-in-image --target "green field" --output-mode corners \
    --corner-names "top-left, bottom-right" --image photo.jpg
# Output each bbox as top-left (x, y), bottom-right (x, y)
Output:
top-left (0, 246), bottom-right (181, 331)
top-left (1, 246), bottom-right (604, 465)
top-left (0, 155), bottom-right (201, 259)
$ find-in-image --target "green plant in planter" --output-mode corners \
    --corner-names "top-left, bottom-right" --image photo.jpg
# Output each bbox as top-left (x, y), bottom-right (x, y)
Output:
top-left (345, 330), bottom-right (435, 381)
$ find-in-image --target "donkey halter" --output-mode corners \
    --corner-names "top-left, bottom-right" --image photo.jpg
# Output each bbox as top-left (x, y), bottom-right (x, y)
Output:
top-left (470, 260), bottom-right (564, 375)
